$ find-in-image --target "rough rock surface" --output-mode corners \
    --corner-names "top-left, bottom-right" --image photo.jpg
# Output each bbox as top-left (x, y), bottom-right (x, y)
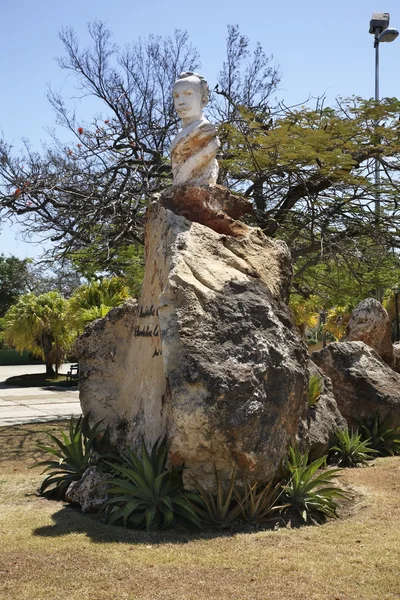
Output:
top-left (298, 362), bottom-right (347, 460)
top-left (344, 298), bottom-right (393, 365)
top-left (75, 300), bottom-right (139, 447)
top-left (312, 341), bottom-right (400, 428)
top-left (77, 199), bottom-right (308, 488)
top-left (393, 342), bottom-right (400, 373)
top-left (66, 467), bottom-right (109, 513)
top-left (160, 185), bottom-right (252, 238)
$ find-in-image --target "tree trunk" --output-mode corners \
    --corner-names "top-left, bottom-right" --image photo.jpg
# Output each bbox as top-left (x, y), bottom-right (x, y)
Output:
top-left (41, 334), bottom-right (55, 377)
top-left (45, 359), bottom-right (55, 376)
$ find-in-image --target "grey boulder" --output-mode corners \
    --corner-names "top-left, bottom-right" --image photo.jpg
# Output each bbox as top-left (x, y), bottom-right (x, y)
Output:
top-left (312, 341), bottom-right (400, 428)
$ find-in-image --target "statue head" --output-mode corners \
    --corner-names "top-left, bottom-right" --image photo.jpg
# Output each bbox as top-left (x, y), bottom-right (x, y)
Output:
top-left (173, 72), bottom-right (209, 126)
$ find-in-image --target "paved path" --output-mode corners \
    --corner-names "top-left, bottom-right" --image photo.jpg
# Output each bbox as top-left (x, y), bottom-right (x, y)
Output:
top-left (0, 364), bottom-right (81, 427)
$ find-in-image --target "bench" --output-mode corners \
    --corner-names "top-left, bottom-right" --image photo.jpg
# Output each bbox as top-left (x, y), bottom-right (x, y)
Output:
top-left (66, 364), bottom-right (79, 384)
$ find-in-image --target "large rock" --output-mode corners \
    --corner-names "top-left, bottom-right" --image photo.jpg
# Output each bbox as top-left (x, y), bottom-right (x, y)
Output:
top-left (344, 298), bottom-right (393, 365)
top-left (312, 341), bottom-right (400, 428)
top-left (77, 197), bottom-right (308, 488)
top-left (299, 362), bottom-right (347, 460)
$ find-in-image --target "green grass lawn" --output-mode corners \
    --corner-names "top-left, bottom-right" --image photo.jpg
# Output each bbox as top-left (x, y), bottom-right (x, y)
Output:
top-left (4, 373), bottom-right (75, 387)
top-left (0, 421), bottom-right (399, 600)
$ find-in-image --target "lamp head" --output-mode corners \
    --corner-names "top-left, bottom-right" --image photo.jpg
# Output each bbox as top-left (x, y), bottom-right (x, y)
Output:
top-left (378, 27), bottom-right (399, 42)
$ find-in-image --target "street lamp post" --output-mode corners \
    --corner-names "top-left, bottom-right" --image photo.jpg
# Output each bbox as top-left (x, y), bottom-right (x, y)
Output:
top-left (369, 13), bottom-right (398, 301)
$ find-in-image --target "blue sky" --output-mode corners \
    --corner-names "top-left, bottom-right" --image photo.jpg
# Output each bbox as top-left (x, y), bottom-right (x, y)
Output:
top-left (1, 0), bottom-right (400, 259)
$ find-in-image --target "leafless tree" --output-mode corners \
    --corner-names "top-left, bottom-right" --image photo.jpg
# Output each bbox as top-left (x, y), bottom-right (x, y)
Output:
top-left (0, 23), bottom-right (279, 272)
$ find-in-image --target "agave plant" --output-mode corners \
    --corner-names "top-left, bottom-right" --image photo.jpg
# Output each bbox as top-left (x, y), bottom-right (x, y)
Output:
top-left (278, 446), bottom-right (349, 525)
top-left (357, 414), bottom-right (400, 456)
top-left (102, 437), bottom-right (202, 530)
top-left (190, 466), bottom-right (244, 529)
top-left (191, 465), bottom-right (284, 529)
top-left (329, 429), bottom-right (377, 467)
top-left (235, 479), bottom-right (282, 525)
top-left (308, 374), bottom-right (323, 408)
top-left (34, 414), bottom-right (116, 498)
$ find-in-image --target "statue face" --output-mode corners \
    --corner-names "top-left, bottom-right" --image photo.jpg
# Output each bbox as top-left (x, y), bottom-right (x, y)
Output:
top-left (173, 78), bottom-right (202, 122)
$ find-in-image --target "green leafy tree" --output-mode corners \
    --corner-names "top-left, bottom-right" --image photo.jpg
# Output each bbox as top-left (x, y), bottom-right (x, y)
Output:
top-left (70, 244), bottom-right (144, 298)
top-left (0, 254), bottom-right (30, 317)
top-left (293, 244), bottom-right (400, 308)
top-left (219, 97), bottom-right (400, 300)
top-left (115, 245), bottom-right (144, 298)
top-left (67, 277), bottom-right (130, 331)
top-left (4, 292), bottom-right (73, 375)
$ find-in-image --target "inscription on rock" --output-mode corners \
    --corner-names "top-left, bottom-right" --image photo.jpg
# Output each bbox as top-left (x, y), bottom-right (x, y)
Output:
top-left (139, 305), bottom-right (158, 318)
top-left (135, 305), bottom-right (162, 357)
top-left (134, 324), bottom-right (159, 338)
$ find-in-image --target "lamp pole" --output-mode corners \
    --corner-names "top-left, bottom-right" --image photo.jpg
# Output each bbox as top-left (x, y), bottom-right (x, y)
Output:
top-left (374, 30), bottom-right (381, 222)
top-left (369, 13), bottom-right (399, 302)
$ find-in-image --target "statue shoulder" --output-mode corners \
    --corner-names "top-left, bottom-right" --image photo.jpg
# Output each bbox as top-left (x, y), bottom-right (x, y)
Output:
top-left (171, 118), bottom-right (216, 152)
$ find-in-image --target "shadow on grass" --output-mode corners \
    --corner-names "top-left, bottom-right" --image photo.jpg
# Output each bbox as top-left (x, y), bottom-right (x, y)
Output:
top-left (33, 504), bottom-right (238, 546)
top-left (0, 422), bottom-right (70, 465)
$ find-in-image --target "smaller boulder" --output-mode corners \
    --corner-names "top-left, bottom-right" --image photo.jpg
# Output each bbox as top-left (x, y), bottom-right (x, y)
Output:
top-left (344, 298), bottom-right (393, 365)
top-left (393, 342), bottom-right (400, 373)
top-left (66, 467), bottom-right (109, 513)
top-left (312, 341), bottom-right (400, 429)
top-left (299, 362), bottom-right (347, 460)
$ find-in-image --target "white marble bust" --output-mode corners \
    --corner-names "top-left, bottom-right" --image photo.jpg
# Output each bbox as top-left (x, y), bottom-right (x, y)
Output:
top-left (171, 72), bottom-right (220, 186)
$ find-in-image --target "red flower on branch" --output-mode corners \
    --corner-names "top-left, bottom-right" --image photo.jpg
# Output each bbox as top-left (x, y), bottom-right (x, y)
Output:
top-left (77, 127), bottom-right (84, 135)
top-left (14, 188), bottom-right (22, 197)
top-left (77, 144), bottom-right (82, 148)
top-left (104, 120), bottom-right (109, 124)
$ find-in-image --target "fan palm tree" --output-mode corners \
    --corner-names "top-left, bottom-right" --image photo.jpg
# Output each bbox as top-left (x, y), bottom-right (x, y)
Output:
top-left (67, 277), bottom-right (130, 332)
top-left (4, 292), bottom-right (73, 375)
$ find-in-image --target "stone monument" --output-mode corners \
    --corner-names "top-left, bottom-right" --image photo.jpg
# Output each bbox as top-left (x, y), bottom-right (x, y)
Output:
top-left (76, 72), bottom-right (309, 489)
